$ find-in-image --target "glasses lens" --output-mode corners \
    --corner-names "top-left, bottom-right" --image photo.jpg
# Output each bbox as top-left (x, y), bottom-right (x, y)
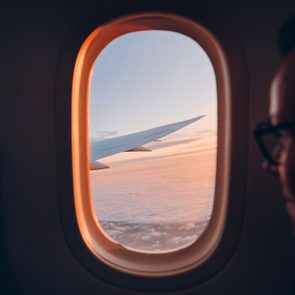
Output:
top-left (260, 132), bottom-right (281, 164)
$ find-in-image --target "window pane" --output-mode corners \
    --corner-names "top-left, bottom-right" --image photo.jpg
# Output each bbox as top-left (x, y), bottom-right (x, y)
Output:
top-left (89, 30), bottom-right (217, 253)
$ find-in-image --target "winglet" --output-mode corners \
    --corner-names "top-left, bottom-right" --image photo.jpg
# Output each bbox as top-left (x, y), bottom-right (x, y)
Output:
top-left (90, 161), bottom-right (110, 170)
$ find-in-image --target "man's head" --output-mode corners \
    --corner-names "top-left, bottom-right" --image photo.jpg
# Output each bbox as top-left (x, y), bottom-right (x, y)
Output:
top-left (269, 51), bottom-right (295, 201)
top-left (261, 15), bottom-right (295, 231)
top-left (277, 15), bottom-right (295, 58)
top-left (254, 15), bottom-right (295, 232)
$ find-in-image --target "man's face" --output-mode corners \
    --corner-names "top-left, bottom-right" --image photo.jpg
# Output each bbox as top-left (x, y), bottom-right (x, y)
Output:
top-left (268, 51), bottom-right (295, 227)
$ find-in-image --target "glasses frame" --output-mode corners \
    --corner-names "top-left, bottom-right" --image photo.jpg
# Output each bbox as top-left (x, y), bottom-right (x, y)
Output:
top-left (253, 120), bottom-right (295, 166)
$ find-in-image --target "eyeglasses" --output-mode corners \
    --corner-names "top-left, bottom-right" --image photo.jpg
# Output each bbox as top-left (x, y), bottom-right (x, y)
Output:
top-left (253, 120), bottom-right (295, 166)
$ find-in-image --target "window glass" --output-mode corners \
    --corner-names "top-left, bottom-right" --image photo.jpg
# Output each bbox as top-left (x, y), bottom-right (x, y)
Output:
top-left (89, 30), bottom-right (217, 253)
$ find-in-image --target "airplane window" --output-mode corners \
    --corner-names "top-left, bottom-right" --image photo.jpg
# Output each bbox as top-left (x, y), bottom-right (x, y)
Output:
top-left (89, 30), bottom-right (217, 253)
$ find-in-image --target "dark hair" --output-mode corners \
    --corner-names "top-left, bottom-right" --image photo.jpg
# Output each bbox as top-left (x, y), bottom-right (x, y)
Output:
top-left (277, 15), bottom-right (295, 57)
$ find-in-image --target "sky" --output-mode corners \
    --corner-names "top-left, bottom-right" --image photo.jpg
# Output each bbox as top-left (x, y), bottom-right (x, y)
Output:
top-left (89, 30), bottom-right (217, 151)
top-left (88, 29), bottom-right (217, 251)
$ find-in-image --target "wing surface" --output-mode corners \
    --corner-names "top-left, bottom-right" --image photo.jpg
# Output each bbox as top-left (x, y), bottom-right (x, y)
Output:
top-left (90, 115), bottom-right (205, 170)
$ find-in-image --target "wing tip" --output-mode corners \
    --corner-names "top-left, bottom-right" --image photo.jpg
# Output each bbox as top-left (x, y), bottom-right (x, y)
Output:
top-left (181, 115), bottom-right (206, 126)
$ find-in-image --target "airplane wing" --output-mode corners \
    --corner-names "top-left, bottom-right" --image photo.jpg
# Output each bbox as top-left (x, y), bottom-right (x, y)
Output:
top-left (90, 115), bottom-right (205, 170)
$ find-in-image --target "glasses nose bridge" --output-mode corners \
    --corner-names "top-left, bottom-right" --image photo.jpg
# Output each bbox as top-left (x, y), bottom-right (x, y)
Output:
top-left (270, 140), bottom-right (282, 160)
top-left (253, 122), bottom-right (280, 166)
top-left (265, 129), bottom-right (281, 164)
top-left (254, 119), bottom-right (295, 167)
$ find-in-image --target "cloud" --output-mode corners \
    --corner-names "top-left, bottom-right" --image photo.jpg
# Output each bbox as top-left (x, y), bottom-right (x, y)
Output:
top-left (147, 137), bottom-right (200, 150)
top-left (110, 146), bottom-right (217, 165)
top-left (90, 130), bottom-right (118, 141)
top-left (196, 129), bottom-right (217, 136)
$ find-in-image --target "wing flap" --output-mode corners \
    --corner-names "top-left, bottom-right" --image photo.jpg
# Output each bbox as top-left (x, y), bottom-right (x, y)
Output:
top-left (90, 161), bottom-right (109, 170)
top-left (125, 146), bottom-right (152, 152)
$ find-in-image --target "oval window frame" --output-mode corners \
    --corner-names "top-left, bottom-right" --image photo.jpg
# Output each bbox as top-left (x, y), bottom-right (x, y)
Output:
top-left (55, 10), bottom-right (248, 291)
top-left (72, 12), bottom-right (229, 277)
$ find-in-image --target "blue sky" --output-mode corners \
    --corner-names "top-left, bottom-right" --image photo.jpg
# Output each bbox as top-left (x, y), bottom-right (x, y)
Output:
top-left (89, 30), bottom-right (217, 141)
